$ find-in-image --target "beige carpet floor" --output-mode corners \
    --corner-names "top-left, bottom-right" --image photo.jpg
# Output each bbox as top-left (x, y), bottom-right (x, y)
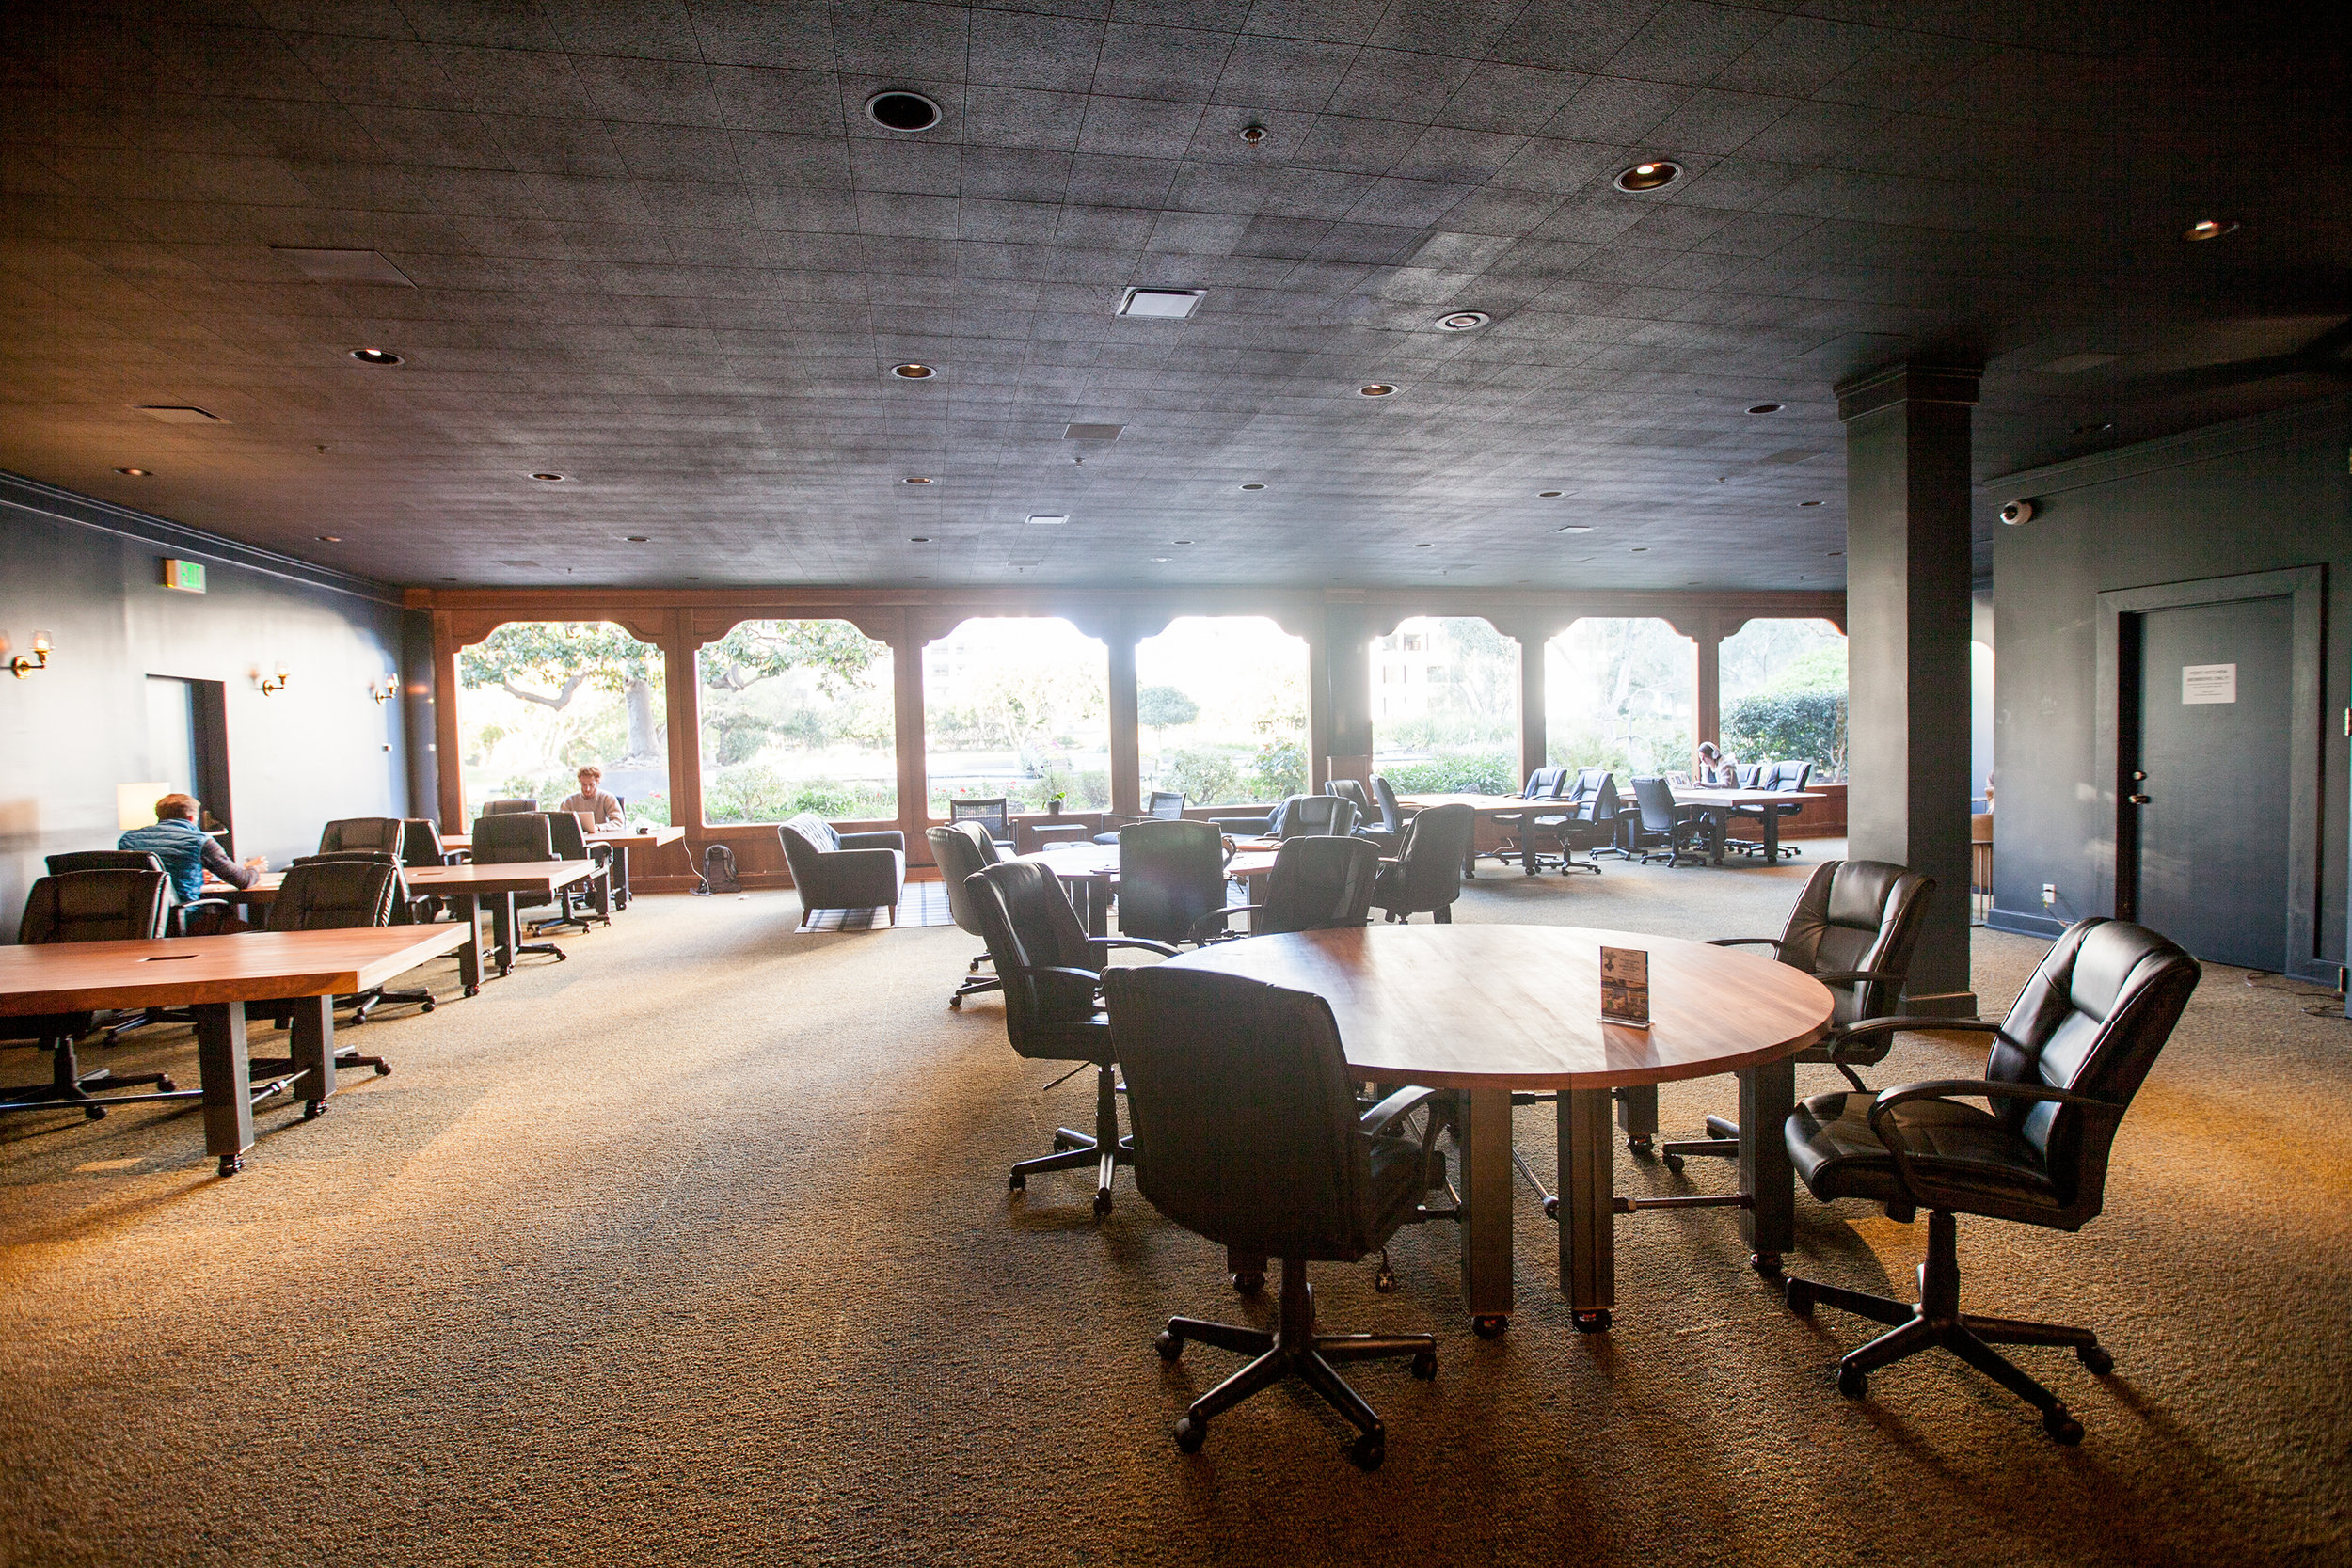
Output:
top-left (3, 844), bottom-right (2347, 1566)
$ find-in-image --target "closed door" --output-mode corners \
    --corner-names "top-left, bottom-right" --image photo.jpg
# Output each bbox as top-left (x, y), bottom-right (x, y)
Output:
top-left (2131, 596), bottom-right (2293, 969)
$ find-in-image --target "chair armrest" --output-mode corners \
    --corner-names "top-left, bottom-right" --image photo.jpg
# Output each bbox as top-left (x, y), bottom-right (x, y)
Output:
top-left (1088, 936), bottom-right (1180, 959)
top-left (1008, 962), bottom-right (1110, 990)
top-left (1186, 904), bottom-right (1261, 943)
top-left (1808, 967), bottom-right (1908, 987)
top-left (1866, 1079), bottom-right (2125, 1205)
top-left (1708, 937), bottom-right (1782, 950)
top-left (834, 831), bottom-right (906, 852)
top-left (1834, 1014), bottom-right (2002, 1051)
top-left (1359, 1084), bottom-right (1441, 1134)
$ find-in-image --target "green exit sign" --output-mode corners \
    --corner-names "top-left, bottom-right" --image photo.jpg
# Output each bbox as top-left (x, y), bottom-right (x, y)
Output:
top-left (161, 559), bottom-right (206, 593)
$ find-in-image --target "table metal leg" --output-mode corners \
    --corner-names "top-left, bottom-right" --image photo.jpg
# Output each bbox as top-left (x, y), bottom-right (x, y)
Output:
top-left (607, 843), bottom-right (631, 909)
top-left (1558, 1087), bottom-right (1616, 1330)
top-left (288, 995), bottom-right (336, 1117)
top-left (491, 893), bottom-right (516, 974)
top-left (1737, 1056), bottom-right (1797, 1275)
top-left (1459, 1085), bottom-right (1515, 1335)
top-left (1085, 874), bottom-right (1109, 939)
top-left (1762, 809), bottom-right (1783, 863)
top-left (194, 1001), bottom-right (254, 1177)
top-left (452, 894), bottom-right (483, 995)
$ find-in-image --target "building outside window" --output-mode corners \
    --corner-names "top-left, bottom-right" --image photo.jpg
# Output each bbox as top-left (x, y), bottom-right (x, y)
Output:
top-left (454, 621), bottom-right (669, 825)
top-left (1370, 617), bottom-right (1518, 795)
top-left (697, 620), bottom-right (896, 824)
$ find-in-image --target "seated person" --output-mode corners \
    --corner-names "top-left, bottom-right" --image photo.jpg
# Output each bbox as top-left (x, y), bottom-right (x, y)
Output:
top-left (118, 793), bottom-right (264, 905)
top-left (558, 765), bottom-right (625, 828)
top-left (1694, 741), bottom-right (1740, 787)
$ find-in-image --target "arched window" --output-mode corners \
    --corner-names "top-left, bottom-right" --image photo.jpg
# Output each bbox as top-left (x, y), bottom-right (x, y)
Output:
top-left (1720, 618), bottom-right (1848, 781)
top-left (1367, 616), bottom-right (1518, 795)
top-left (454, 622), bottom-right (668, 824)
top-left (923, 618), bottom-right (1109, 815)
top-left (1546, 619), bottom-right (1693, 778)
top-left (1134, 617), bottom-right (1309, 806)
top-left (697, 620), bottom-right (896, 824)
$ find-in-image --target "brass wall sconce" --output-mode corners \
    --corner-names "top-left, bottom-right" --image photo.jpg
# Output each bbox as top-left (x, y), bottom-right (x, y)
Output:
top-left (257, 663), bottom-right (292, 695)
top-left (373, 673), bottom-right (401, 704)
top-left (4, 630), bottom-right (53, 678)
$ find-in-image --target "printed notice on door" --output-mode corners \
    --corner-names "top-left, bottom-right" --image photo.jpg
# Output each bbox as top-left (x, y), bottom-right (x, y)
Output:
top-left (1599, 946), bottom-right (1650, 1029)
top-left (2182, 663), bottom-right (2237, 705)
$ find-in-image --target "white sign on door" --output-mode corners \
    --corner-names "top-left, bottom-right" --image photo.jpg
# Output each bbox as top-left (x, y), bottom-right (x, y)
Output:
top-left (2182, 663), bottom-right (2237, 704)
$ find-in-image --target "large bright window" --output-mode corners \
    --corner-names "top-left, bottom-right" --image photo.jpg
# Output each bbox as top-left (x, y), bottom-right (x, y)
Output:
top-left (1720, 617), bottom-right (1848, 780)
top-left (1132, 617), bottom-right (1309, 807)
top-left (455, 622), bottom-right (670, 825)
top-left (1369, 616), bottom-right (1518, 795)
top-left (1546, 619), bottom-right (1694, 779)
top-left (923, 618), bottom-right (1109, 815)
top-left (697, 620), bottom-right (896, 824)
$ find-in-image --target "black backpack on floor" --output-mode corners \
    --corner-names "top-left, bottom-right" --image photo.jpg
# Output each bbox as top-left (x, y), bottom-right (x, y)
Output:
top-left (695, 843), bottom-right (739, 895)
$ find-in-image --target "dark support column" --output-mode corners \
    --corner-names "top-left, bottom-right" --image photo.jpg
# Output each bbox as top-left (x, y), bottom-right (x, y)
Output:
top-left (1838, 363), bottom-right (1980, 1015)
top-left (1324, 600), bottom-right (1373, 784)
top-left (1107, 629), bottom-right (1140, 816)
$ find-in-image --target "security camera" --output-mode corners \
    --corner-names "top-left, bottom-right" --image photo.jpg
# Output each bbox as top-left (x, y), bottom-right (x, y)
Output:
top-left (2000, 499), bottom-right (2035, 526)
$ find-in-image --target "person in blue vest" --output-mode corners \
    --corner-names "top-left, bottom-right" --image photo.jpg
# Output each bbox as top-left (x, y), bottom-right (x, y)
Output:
top-left (118, 793), bottom-right (264, 905)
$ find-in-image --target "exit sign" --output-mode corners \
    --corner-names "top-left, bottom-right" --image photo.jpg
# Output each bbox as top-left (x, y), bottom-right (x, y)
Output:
top-left (161, 559), bottom-right (206, 593)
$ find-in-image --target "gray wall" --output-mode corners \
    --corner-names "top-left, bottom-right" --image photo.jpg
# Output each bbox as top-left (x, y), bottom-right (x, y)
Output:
top-left (0, 474), bottom-right (428, 937)
top-left (1988, 397), bottom-right (2351, 977)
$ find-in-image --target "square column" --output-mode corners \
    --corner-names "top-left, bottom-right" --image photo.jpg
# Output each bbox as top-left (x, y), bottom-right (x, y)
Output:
top-left (1837, 363), bottom-right (1979, 1015)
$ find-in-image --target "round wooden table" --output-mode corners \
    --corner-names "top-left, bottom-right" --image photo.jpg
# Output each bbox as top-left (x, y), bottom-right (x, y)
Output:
top-left (1165, 925), bottom-right (1833, 1334)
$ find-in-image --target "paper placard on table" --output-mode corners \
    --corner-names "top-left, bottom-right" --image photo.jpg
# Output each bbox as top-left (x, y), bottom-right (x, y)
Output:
top-left (1599, 946), bottom-right (1651, 1029)
top-left (2181, 663), bottom-right (2236, 704)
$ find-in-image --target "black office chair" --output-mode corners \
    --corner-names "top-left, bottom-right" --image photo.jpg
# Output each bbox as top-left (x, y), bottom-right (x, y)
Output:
top-left (483, 798), bottom-right (539, 816)
top-left (1188, 833), bottom-right (1380, 943)
top-left (287, 851), bottom-right (440, 1023)
top-left (1093, 789), bottom-right (1185, 846)
top-left (1105, 965), bottom-right (1440, 1470)
top-left (539, 812), bottom-right (612, 933)
top-left (1782, 917), bottom-right (2201, 1443)
top-left (1628, 777), bottom-right (1708, 866)
top-left (469, 812), bottom-right (569, 964)
top-left (1116, 818), bottom-right (1231, 945)
top-left (1542, 768), bottom-right (1616, 876)
top-left (1355, 775), bottom-right (1409, 852)
top-left (1726, 759), bottom-right (1813, 860)
top-left (1265, 794), bottom-right (1358, 840)
top-left (1662, 859), bottom-right (1935, 1172)
top-left (1735, 762), bottom-right (1764, 788)
top-left (247, 859), bottom-right (399, 1107)
top-left (925, 821), bottom-right (1002, 1008)
top-left (966, 861), bottom-right (1176, 1215)
top-left (1, 870), bottom-right (193, 1119)
top-left (48, 849), bottom-right (233, 942)
top-left (949, 796), bottom-right (1016, 850)
top-left (1326, 778), bottom-right (1374, 827)
top-left (1486, 765), bottom-right (1568, 873)
top-left (318, 816), bottom-right (404, 855)
top-left (1372, 802), bottom-right (1474, 923)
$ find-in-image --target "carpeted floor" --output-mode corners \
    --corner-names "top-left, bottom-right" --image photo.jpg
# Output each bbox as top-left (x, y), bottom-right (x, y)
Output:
top-left (3, 842), bottom-right (2347, 1566)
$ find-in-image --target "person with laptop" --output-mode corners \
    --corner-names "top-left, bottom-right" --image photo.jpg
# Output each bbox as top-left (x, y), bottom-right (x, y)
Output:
top-left (119, 792), bottom-right (264, 904)
top-left (558, 765), bottom-right (625, 828)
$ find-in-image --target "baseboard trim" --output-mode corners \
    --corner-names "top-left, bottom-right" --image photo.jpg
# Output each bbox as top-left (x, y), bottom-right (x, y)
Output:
top-left (1986, 907), bottom-right (2067, 938)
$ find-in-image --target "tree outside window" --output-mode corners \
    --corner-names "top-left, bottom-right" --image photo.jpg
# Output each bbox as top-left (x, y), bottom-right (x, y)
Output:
top-left (697, 620), bottom-right (896, 824)
top-left (924, 618), bottom-right (1110, 814)
top-left (1369, 617), bottom-right (1518, 796)
top-left (456, 622), bottom-right (669, 824)
top-left (1134, 617), bottom-right (1309, 806)
top-left (1546, 619), bottom-right (1694, 780)
top-left (1720, 618), bottom-right (1848, 780)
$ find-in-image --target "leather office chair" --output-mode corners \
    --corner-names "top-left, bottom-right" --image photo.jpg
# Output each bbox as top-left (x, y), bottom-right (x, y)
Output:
top-left (966, 861), bottom-right (1176, 1215)
top-left (1736, 762), bottom-right (1764, 788)
top-left (1116, 818), bottom-right (1230, 945)
top-left (48, 849), bottom-right (232, 941)
top-left (1726, 759), bottom-right (1812, 860)
top-left (1189, 834), bottom-right (1379, 942)
top-left (1266, 793), bottom-right (1357, 840)
top-left (1, 870), bottom-right (190, 1119)
top-left (318, 816), bottom-right (404, 855)
top-left (287, 851), bottom-right (440, 1022)
top-left (925, 821), bottom-right (1002, 1008)
top-left (470, 812), bottom-right (570, 964)
top-left (1355, 775), bottom-right (1409, 851)
top-left (1628, 777), bottom-right (1708, 866)
top-left (1372, 802), bottom-right (1474, 923)
top-left (1543, 768), bottom-right (1616, 876)
top-left (1327, 778), bottom-right (1374, 825)
top-left (1782, 917), bottom-right (2201, 1443)
top-left (483, 798), bottom-right (539, 816)
top-left (777, 814), bottom-right (906, 927)
top-left (948, 796), bottom-right (1015, 850)
top-left (1486, 765), bottom-right (1569, 873)
top-left (1662, 859), bottom-right (1935, 1172)
top-left (246, 859), bottom-right (399, 1109)
top-left (1105, 965), bottom-right (1439, 1470)
top-left (398, 819), bottom-right (447, 868)
top-left (538, 812), bottom-right (612, 934)
top-left (1093, 789), bottom-right (1185, 846)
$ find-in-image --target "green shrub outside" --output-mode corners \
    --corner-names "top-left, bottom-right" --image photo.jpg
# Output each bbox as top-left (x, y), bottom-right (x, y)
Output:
top-left (1374, 749), bottom-right (1518, 797)
top-left (1723, 689), bottom-right (1848, 779)
top-left (704, 764), bottom-right (895, 824)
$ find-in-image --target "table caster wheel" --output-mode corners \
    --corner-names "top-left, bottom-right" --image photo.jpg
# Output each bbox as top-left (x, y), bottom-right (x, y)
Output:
top-left (1471, 1315), bottom-right (1507, 1339)
top-left (303, 1101), bottom-right (326, 1120)
top-left (1093, 1190), bottom-right (1113, 1218)
top-left (1748, 1252), bottom-right (1783, 1278)
top-left (1008, 1172), bottom-right (1025, 1192)
top-left (1409, 1350), bottom-right (1437, 1381)
top-left (1348, 1433), bottom-right (1386, 1471)
top-left (1572, 1310), bottom-right (1612, 1334)
top-left (1231, 1271), bottom-right (1263, 1296)
top-left (2043, 1409), bottom-right (2084, 1445)
top-left (1155, 1329), bottom-right (1183, 1362)
top-left (1626, 1136), bottom-right (1654, 1157)
top-left (84, 1104), bottom-right (105, 1121)
top-left (1661, 1152), bottom-right (1685, 1173)
top-left (2077, 1344), bottom-right (2114, 1375)
top-left (1784, 1279), bottom-right (1815, 1316)
top-left (1836, 1363), bottom-right (1867, 1401)
top-left (373, 1062), bottom-right (392, 1076)
top-left (1174, 1415), bottom-right (1207, 1454)
top-left (217, 1155), bottom-right (244, 1177)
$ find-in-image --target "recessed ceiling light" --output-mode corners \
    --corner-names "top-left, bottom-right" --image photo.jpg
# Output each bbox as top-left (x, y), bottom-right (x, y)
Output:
top-left (1359, 384), bottom-right (1396, 397)
top-left (530, 472), bottom-right (565, 482)
top-left (440, 576), bottom-right (457, 581)
top-left (2183, 219), bottom-right (2237, 242)
top-left (908, 535), bottom-right (930, 543)
top-left (1630, 546), bottom-right (1648, 552)
top-left (1746, 404), bottom-right (1783, 415)
top-left (1150, 556), bottom-right (1170, 562)
top-left (625, 535), bottom-right (648, 543)
top-left (866, 90), bottom-right (941, 133)
top-left (685, 576), bottom-right (700, 580)
top-left (114, 467), bottom-right (150, 475)
top-left (1537, 490), bottom-right (1564, 498)
top-left (1799, 499), bottom-right (1824, 507)
top-left (1171, 538), bottom-right (1193, 545)
top-left (1026, 514), bottom-right (1069, 526)
top-left (915, 574), bottom-right (931, 579)
top-left (1827, 550), bottom-right (1845, 557)
top-left (1239, 483), bottom-right (1265, 490)
top-left (1554, 525), bottom-right (1592, 534)
top-left (1435, 310), bottom-right (1490, 332)
top-left (1613, 160), bottom-right (1682, 192)
top-left (316, 534), bottom-right (341, 542)
top-left (1239, 123), bottom-right (1266, 145)
top-left (351, 348), bottom-right (402, 365)
top-left (1119, 287), bottom-right (1205, 319)
top-left (902, 475), bottom-right (932, 484)
top-left (890, 363), bottom-right (936, 379)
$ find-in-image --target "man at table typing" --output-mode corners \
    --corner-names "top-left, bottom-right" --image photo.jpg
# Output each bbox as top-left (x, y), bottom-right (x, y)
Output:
top-left (558, 764), bottom-right (625, 827)
top-left (119, 793), bottom-right (264, 920)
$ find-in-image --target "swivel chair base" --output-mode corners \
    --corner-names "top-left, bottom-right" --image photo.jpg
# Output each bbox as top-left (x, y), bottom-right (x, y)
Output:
top-left (1007, 1062), bottom-right (1129, 1217)
top-left (0, 1038), bottom-right (189, 1120)
top-left (949, 951), bottom-right (999, 1010)
top-left (1785, 1209), bottom-right (2108, 1445)
top-left (1156, 1256), bottom-right (1435, 1471)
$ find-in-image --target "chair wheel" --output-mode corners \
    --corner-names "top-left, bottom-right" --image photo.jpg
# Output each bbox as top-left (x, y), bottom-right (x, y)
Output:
top-left (1836, 1363), bottom-right (1867, 1401)
top-left (1626, 1136), bottom-right (1653, 1157)
top-left (421, 1000), bottom-right (435, 1013)
top-left (1471, 1315), bottom-right (1507, 1339)
top-left (2077, 1344), bottom-right (2114, 1374)
top-left (84, 1104), bottom-right (105, 1121)
top-left (1572, 1310), bottom-right (1612, 1334)
top-left (1409, 1350), bottom-right (1437, 1381)
top-left (1174, 1415), bottom-right (1207, 1454)
top-left (1541, 1196), bottom-right (1559, 1220)
top-left (373, 1062), bottom-right (391, 1076)
top-left (1374, 1262), bottom-right (1395, 1293)
top-left (1093, 1190), bottom-right (1113, 1218)
top-left (948, 996), bottom-right (962, 1009)
top-left (1155, 1329), bottom-right (1184, 1362)
top-left (1232, 1271), bottom-right (1264, 1295)
top-left (2043, 1409), bottom-right (2084, 1444)
top-left (303, 1101), bottom-right (325, 1120)
top-left (1347, 1433), bottom-right (1386, 1471)
top-left (555, 952), bottom-right (567, 961)
top-left (158, 1076), bottom-right (176, 1092)
top-left (1661, 1152), bottom-right (1684, 1173)
top-left (1785, 1280), bottom-right (1815, 1316)
top-left (1008, 1173), bottom-right (1025, 1192)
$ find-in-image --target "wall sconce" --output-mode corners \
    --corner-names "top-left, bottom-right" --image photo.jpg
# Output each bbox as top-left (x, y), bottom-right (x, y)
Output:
top-left (258, 663), bottom-right (292, 696)
top-left (3, 629), bottom-right (53, 678)
top-left (372, 673), bottom-right (401, 705)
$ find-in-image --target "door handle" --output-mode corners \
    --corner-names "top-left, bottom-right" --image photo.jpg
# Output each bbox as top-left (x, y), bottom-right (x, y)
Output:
top-left (2128, 793), bottom-right (2152, 805)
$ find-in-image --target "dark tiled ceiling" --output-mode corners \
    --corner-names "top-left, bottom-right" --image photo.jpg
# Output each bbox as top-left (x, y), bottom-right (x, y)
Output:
top-left (0, 1), bottom-right (2345, 592)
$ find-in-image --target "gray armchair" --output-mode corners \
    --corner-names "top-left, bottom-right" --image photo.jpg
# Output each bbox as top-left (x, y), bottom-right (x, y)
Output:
top-left (779, 814), bottom-right (905, 927)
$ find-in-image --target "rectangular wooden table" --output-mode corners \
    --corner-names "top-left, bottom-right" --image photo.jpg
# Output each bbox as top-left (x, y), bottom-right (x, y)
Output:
top-left (1392, 792), bottom-right (1576, 875)
top-left (211, 862), bottom-right (595, 983)
top-left (0, 925), bottom-right (474, 1175)
top-left (1665, 788), bottom-right (1826, 864)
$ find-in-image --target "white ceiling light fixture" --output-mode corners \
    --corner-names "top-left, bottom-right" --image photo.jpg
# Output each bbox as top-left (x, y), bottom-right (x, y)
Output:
top-left (1118, 288), bottom-right (1205, 320)
top-left (1554, 525), bottom-right (1593, 534)
top-left (1025, 514), bottom-right (1069, 526)
top-left (1434, 310), bottom-right (1490, 331)
top-left (866, 91), bottom-right (942, 133)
